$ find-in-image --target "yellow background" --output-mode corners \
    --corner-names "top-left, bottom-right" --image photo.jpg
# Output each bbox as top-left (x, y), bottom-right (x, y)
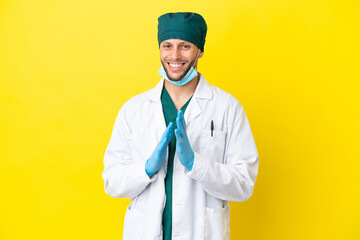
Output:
top-left (1, 0), bottom-right (359, 239)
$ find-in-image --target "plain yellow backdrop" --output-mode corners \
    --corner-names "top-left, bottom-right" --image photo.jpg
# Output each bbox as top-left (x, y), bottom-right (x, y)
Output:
top-left (1, 0), bottom-right (359, 239)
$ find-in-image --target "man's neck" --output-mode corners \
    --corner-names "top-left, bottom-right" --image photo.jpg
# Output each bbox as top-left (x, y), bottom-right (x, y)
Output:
top-left (164, 75), bottom-right (200, 110)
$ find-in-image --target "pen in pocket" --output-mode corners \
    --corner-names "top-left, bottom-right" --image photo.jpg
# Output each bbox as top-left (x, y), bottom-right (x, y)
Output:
top-left (211, 120), bottom-right (214, 137)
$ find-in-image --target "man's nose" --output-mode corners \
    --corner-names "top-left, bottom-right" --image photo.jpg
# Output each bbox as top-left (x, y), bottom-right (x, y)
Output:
top-left (170, 48), bottom-right (181, 60)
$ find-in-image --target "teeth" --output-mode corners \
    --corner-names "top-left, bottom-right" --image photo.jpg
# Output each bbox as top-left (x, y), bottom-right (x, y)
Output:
top-left (169, 63), bottom-right (183, 68)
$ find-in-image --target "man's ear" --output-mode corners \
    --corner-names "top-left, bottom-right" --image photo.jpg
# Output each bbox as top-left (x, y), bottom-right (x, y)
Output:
top-left (198, 51), bottom-right (204, 58)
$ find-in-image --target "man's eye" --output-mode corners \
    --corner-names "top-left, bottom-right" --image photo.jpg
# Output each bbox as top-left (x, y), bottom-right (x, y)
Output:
top-left (182, 45), bottom-right (190, 49)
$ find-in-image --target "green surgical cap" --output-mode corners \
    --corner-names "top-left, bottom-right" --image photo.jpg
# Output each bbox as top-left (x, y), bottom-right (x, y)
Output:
top-left (158, 12), bottom-right (207, 52)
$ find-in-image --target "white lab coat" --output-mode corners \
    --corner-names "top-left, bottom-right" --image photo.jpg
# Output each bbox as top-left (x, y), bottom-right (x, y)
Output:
top-left (102, 74), bottom-right (259, 240)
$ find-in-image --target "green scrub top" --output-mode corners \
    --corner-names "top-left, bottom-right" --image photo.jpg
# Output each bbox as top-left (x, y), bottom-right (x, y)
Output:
top-left (161, 86), bottom-right (192, 240)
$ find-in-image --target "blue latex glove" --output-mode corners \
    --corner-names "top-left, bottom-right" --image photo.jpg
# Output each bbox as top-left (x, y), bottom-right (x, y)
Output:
top-left (175, 110), bottom-right (195, 171)
top-left (145, 122), bottom-right (173, 176)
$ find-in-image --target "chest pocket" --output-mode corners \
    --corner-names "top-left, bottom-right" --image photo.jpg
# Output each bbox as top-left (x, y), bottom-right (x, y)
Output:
top-left (196, 129), bottom-right (227, 163)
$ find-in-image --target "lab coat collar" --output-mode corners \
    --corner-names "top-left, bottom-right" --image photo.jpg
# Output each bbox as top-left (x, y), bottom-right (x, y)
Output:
top-left (146, 73), bottom-right (213, 102)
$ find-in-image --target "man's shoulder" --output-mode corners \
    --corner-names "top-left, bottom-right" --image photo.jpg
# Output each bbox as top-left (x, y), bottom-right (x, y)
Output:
top-left (207, 82), bottom-right (242, 108)
top-left (123, 84), bottom-right (158, 105)
top-left (117, 83), bottom-right (161, 116)
top-left (113, 88), bottom-right (154, 124)
top-left (126, 90), bottom-right (151, 104)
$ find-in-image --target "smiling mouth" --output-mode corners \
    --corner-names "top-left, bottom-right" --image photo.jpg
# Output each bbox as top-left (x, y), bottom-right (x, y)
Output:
top-left (167, 62), bottom-right (186, 71)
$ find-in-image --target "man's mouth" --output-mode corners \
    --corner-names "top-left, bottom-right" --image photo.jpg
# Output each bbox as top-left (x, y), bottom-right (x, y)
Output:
top-left (167, 62), bottom-right (186, 71)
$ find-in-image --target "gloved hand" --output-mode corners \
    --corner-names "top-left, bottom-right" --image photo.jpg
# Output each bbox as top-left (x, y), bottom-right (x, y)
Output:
top-left (175, 110), bottom-right (194, 171)
top-left (145, 122), bottom-right (173, 176)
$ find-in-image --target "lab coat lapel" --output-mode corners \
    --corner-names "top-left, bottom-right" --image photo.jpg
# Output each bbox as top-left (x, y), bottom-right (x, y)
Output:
top-left (146, 78), bottom-right (165, 102)
top-left (184, 98), bottom-right (201, 126)
top-left (184, 74), bottom-right (213, 126)
top-left (145, 78), bottom-right (168, 157)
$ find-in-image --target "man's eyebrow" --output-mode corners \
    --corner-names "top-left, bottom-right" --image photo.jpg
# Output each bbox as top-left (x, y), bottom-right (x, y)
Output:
top-left (161, 41), bottom-right (191, 45)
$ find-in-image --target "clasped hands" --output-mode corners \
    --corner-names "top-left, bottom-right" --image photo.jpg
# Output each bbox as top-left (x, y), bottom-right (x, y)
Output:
top-left (145, 110), bottom-right (194, 176)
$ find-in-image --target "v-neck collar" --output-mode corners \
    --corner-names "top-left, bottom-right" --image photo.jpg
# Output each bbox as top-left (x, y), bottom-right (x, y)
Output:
top-left (146, 74), bottom-right (213, 103)
top-left (161, 86), bottom-right (192, 120)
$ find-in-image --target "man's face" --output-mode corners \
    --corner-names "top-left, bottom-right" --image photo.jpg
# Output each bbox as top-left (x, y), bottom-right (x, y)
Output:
top-left (160, 39), bottom-right (203, 81)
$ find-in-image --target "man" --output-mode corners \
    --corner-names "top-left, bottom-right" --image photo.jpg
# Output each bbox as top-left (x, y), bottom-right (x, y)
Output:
top-left (102, 12), bottom-right (259, 240)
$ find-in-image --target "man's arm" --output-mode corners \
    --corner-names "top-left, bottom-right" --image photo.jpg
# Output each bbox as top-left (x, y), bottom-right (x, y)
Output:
top-left (102, 101), bottom-right (154, 199)
top-left (183, 102), bottom-right (259, 201)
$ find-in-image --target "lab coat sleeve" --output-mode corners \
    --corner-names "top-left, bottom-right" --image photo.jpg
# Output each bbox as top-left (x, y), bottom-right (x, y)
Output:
top-left (102, 101), bottom-right (156, 199)
top-left (187, 102), bottom-right (259, 201)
